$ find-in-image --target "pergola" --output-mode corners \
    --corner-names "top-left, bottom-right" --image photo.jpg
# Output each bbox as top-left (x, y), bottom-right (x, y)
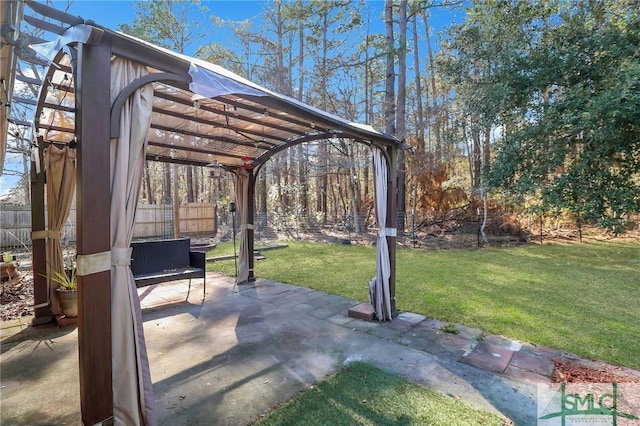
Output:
top-left (2, 1), bottom-right (401, 424)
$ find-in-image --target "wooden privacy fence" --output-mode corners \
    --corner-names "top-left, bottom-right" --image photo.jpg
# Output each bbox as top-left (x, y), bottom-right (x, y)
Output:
top-left (0, 205), bottom-right (33, 251)
top-left (0, 203), bottom-right (215, 250)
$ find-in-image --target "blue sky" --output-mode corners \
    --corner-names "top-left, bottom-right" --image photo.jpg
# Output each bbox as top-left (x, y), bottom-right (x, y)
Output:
top-left (51, 1), bottom-right (461, 53)
top-left (54, 0), bottom-right (271, 31)
top-left (1, 1), bottom-right (463, 197)
top-left (54, 1), bottom-right (390, 56)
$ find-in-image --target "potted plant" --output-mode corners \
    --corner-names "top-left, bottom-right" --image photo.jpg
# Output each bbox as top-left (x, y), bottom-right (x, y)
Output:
top-left (48, 267), bottom-right (77, 317)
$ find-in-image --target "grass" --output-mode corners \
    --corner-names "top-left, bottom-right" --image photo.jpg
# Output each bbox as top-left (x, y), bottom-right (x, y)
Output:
top-left (254, 362), bottom-right (506, 426)
top-left (208, 239), bottom-right (640, 369)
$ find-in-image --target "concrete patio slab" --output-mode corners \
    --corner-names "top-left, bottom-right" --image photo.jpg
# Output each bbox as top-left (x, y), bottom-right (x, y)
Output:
top-left (7, 272), bottom-right (632, 426)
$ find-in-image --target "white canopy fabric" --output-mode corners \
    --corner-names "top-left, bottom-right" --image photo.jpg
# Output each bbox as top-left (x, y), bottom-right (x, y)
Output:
top-left (30, 24), bottom-right (398, 171)
top-left (235, 168), bottom-right (251, 284)
top-left (109, 57), bottom-right (156, 425)
top-left (369, 147), bottom-right (392, 321)
top-left (189, 62), bottom-right (264, 100)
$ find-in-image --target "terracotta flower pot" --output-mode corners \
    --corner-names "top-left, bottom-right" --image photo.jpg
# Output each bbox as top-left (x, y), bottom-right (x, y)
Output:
top-left (56, 288), bottom-right (78, 317)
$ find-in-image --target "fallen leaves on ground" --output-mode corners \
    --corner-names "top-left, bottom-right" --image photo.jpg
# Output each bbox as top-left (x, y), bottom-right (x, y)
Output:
top-left (552, 359), bottom-right (640, 383)
top-left (1, 272), bottom-right (34, 321)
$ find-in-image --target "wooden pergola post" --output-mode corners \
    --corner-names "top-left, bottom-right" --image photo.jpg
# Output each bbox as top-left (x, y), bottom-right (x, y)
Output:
top-left (75, 38), bottom-right (113, 424)
top-left (31, 141), bottom-right (52, 325)
top-left (387, 144), bottom-right (398, 316)
top-left (247, 171), bottom-right (256, 282)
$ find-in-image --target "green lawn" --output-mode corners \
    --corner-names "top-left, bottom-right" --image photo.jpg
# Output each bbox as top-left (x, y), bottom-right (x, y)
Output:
top-left (209, 239), bottom-right (640, 369)
top-left (255, 362), bottom-right (506, 426)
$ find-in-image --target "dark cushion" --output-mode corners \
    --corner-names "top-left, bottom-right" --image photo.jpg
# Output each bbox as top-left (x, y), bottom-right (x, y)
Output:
top-left (132, 267), bottom-right (204, 287)
top-left (130, 238), bottom-right (191, 276)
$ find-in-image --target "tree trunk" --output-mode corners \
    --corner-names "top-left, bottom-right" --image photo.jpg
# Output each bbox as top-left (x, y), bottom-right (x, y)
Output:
top-left (316, 7), bottom-right (330, 223)
top-left (21, 147), bottom-right (30, 204)
top-left (282, 154), bottom-right (289, 208)
top-left (423, 11), bottom-right (441, 163)
top-left (186, 165), bottom-right (194, 203)
top-left (172, 164), bottom-right (180, 238)
top-left (384, 0), bottom-right (396, 137)
top-left (412, 11), bottom-right (426, 153)
top-left (329, 174), bottom-right (338, 223)
top-left (296, 0), bottom-right (309, 214)
top-left (275, 156), bottom-right (284, 209)
top-left (163, 162), bottom-right (171, 203)
top-left (384, 0), bottom-right (397, 230)
top-left (316, 143), bottom-right (328, 223)
top-left (144, 162), bottom-right (154, 204)
top-left (363, 14), bottom-right (372, 200)
top-left (472, 127), bottom-right (482, 189)
top-left (483, 127), bottom-right (491, 174)
top-left (396, 0), bottom-right (408, 231)
top-left (298, 145), bottom-right (308, 213)
top-left (297, 0), bottom-right (305, 102)
top-left (342, 141), bottom-right (363, 233)
top-left (258, 167), bottom-right (267, 226)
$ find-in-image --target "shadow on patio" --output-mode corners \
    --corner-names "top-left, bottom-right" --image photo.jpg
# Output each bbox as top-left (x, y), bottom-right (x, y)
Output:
top-left (1, 272), bottom-right (538, 425)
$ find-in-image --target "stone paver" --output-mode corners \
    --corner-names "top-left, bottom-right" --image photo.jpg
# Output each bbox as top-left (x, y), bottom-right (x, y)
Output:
top-left (324, 300), bottom-right (360, 315)
top-left (368, 324), bottom-right (404, 340)
top-left (396, 312), bottom-right (426, 324)
top-left (503, 365), bottom-right (550, 385)
top-left (519, 342), bottom-right (563, 360)
top-left (461, 341), bottom-right (515, 373)
top-left (347, 318), bottom-right (380, 332)
top-left (386, 318), bottom-right (415, 332)
top-left (482, 334), bottom-right (523, 351)
top-left (308, 307), bottom-right (340, 320)
top-left (510, 351), bottom-right (555, 376)
top-left (272, 292), bottom-right (316, 309)
top-left (327, 314), bottom-right (355, 326)
top-left (291, 302), bottom-right (315, 312)
top-left (456, 325), bottom-right (484, 341)
top-left (432, 332), bottom-right (476, 359)
top-left (396, 333), bottom-right (436, 351)
top-left (348, 303), bottom-right (374, 321)
top-left (321, 294), bottom-right (347, 304)
top-left (415, 318), bottom-right (447, 330)
top-left (302, 295), bottom-right (333, 309)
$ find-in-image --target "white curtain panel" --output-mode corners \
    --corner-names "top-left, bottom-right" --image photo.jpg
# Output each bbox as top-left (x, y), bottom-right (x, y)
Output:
top-left (109, 58), bottom-right (156, 425)
top-left (235, 168), bottom-right (250, 283)
top-left (369, 147), bottom-right (392, 321)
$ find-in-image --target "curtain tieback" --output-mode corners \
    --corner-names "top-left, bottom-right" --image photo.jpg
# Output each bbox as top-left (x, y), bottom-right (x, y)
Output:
top-left (240, 224), bottom-right (255, 230)
top-left (111, 247), bottom-right (132, 266)
top-left (77, 251), bottom-right (111, 276)
top-left (380, 228), bottom-right (397, 238)
top-left (32, 230), bottom-right (62, 240)
top-left (76, 248), bottom-right (133, 276)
